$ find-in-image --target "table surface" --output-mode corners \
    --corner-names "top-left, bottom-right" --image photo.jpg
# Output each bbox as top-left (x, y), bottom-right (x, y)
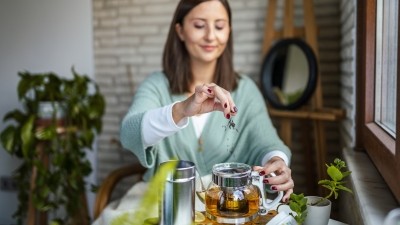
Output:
top-left (194, 211), bottom-right (348, 225)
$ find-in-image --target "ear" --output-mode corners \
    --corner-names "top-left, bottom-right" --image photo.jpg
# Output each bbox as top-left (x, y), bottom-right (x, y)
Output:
top-left (175, 23), bottom-right (185, 41)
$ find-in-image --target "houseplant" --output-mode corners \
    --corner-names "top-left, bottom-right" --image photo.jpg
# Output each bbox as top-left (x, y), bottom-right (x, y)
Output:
top-left (284, 158), bottom-right (352, 225)
top-left (0, 68), bottom-right (105, 225)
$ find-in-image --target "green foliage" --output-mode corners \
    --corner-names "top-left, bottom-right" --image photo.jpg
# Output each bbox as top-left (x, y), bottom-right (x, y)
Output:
top-left (317, 158), bottom-right (353, 202)
top-left (0, 68), bottom-right (105, 225)
top-left (284, 158), bottom-right (353, 224)
top-left (111, 161), bottom-right (178, 225)
top-left (287, 193), bottom-right (308, 224)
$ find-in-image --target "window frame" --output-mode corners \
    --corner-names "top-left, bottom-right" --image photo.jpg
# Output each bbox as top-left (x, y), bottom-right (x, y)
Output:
top-left (356, 0), bottom-right (400, 203)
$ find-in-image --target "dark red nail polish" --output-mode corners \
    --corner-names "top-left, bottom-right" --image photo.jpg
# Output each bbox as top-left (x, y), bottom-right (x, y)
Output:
top-left (263, 179), bottom-right (269, 184)
top-left (207, 88), bottom-right (212, 93)
top-left (226, 114), bottom-right (230, 119)
top-left (233, 106), bottom-right (238, 112)
top-left (259, 171), bottom-right (265, 176)
top-left (224, 103), bottom-right (227, 108)
top-left (271, 186), bottom-right (277, 190)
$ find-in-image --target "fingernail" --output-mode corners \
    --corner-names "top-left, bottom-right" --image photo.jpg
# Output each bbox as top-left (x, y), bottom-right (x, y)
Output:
top-left (271, 186), bottom-right (277, 190)
top-left (226, 114), bottom-right (230, 119)
top-left (224, 103), bottom-right (227, 108)
top-left (263, 179), bottom-right (269, 184)
top-left (259, 171), bottom-right (265, 176)
top-left (233, 106), bottom-right (238, 112)
top-left (207, 88), bottom-right (212, 93)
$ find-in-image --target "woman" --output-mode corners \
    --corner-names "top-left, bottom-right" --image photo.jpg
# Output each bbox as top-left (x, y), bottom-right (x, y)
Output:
top-left (95, 0), bottom-right (294, 223)
top-left (121, 0), bottom-right (294, 198)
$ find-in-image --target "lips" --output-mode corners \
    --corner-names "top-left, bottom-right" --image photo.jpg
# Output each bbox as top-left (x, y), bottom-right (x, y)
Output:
top-left (201, 45), bottom-right (216, 52)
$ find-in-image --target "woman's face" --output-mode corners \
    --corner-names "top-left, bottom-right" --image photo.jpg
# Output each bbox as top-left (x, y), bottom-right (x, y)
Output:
top-left (176, 0), bottom-right (230, 65)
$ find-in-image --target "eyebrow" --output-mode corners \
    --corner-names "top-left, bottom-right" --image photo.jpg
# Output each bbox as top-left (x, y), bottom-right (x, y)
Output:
top-left (190, 18), bottom-right (228, 22)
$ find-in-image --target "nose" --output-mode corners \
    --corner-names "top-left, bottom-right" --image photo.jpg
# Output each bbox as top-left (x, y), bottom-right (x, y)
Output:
top-left (205, 26), bottom-right (216, 41)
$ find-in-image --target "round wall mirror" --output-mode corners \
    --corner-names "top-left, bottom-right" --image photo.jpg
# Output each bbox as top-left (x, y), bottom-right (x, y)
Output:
top-left (260, 38), bottom-right (318, 110)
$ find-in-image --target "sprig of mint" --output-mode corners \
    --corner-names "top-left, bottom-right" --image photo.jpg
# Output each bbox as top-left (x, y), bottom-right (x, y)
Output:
top-left (287, 193), bottom-right (308, 224)
top-left (317, 158), bottom-right (353, 203)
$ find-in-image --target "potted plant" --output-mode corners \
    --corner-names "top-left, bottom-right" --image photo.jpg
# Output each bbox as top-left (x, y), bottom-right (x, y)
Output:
top-left (0, 68), bottom-right (105, 225)
top-left (284, 158), bottom-right (353, 225)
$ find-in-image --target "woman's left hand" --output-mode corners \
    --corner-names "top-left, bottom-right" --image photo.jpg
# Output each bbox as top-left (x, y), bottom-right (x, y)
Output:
top-left (253, 156), bottom-right (294, 203)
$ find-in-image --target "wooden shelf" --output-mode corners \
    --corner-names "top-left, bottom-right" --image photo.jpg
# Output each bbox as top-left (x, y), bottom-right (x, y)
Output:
top-left (269, 107), bottom-right (346, 121)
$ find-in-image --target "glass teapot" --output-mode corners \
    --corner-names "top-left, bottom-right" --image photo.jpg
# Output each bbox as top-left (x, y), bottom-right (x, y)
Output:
top-left (204, 162), bottom-right (283, 224)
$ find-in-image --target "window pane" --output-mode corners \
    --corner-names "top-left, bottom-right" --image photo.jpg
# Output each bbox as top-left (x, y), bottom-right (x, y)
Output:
top-left (375, 0), bottom-right (397, 137)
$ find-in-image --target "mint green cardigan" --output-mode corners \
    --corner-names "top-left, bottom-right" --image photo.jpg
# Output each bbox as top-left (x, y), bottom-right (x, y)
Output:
top-left (120, 72), bottom-right (291, 181)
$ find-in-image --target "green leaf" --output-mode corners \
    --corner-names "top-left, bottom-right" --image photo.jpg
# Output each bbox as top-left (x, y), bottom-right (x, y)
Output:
top-left (3, 109), bottom-right (26, 123)
top-left (289, 201), bottom-right (301, 212)
top-left (342, 171), bottom-right (352, 178)
top-left (334, 158), bottom-right (346, 169)
top-left (21, 115), bottom-right (35, 158)
top-left (0, 126), bottom-right (17, 154)
top-left (318, 179), bottom-right (331, 185)
top-left (17, 71), bottom-right (33, 100)
top-left (334, 190), bottom-right (339, 199)
top-left (81, 130), bottom-right (94, 147)
top-left (327, 165), bottom-right (343, 181)
top-left (111, 161), bottom-right (178, 225)
top-left (322, 184), bottom-right (333, 191)
top-left (337, 185), bottom-right (353, 194)
top-left (35, 126), bottom-right (56, 140)
top-left (49, 220), bottom-right (62, 225)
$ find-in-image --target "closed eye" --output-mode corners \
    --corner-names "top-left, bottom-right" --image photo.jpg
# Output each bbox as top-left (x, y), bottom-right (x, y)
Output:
top-left (215, 20), bottom-right (227, 30)
top-left (194, 24), bottom-right (205, 29)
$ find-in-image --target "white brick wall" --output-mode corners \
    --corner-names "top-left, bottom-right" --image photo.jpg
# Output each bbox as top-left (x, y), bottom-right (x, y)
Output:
top-left (339, 0), bottom-right (356, 150)
top-left (93, 0), bottom-right (342, 199)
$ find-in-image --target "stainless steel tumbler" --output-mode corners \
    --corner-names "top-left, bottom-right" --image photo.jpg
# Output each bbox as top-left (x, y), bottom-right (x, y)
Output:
top-left (159, 160), bottom-right (196, 225)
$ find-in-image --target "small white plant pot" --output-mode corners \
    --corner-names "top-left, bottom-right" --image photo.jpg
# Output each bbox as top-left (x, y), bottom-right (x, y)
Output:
top-left (304, 196), bottom-right (331, 225)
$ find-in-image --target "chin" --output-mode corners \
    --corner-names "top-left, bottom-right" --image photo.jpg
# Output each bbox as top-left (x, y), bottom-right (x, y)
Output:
top-left (198, 54), bottom-right (223, 63)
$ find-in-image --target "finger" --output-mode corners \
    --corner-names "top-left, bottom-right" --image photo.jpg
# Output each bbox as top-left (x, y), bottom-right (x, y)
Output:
top-left (189, 84), bottom-right (217, 115)
top-left (269, 178), bottom-right (294, 193)
top-left (263, 158), bottom-right (287, 175)
top-left (194, 84), bottom-right (214, 99)
top-left (253, 165), bottom-right (264, 172)
top-left (282, 188), bottom-right (294, 203)
top-left (255, 164), bottom-right (288, 177)
top-left (209, 85), bottom-right (231, 119)
top-left (265, 170), bottom-right (291, 185)
top-left (201, 83), bottom-right (215, 96)
top-left (257, 163), bottom-right (285, 179)
top-left (221, 90), bottom-right (238, 116)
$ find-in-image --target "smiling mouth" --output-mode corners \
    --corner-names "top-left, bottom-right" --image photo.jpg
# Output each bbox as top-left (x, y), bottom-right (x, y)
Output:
top-left (202, 45), bottom-right (216, 51)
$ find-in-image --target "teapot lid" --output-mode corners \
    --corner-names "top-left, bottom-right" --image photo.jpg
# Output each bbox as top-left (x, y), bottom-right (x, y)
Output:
top-left (212, 163), bottom-right (251, 187)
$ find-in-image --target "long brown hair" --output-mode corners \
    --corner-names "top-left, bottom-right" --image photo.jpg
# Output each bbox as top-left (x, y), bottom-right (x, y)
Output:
top-left (162, 0), bottom-right (239, 94)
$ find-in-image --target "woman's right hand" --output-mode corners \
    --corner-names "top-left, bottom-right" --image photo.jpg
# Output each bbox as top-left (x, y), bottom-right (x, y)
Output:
top-left (172, 83), bottom-right (238, 123)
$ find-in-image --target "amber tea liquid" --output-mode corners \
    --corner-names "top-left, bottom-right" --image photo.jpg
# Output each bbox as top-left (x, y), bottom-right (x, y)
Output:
top-left (205, 186), bottom-right (260, 218)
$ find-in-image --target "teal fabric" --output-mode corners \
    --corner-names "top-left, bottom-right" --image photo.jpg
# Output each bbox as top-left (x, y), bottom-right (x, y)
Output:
top-left (120, 72), bottom-right (291, 181)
